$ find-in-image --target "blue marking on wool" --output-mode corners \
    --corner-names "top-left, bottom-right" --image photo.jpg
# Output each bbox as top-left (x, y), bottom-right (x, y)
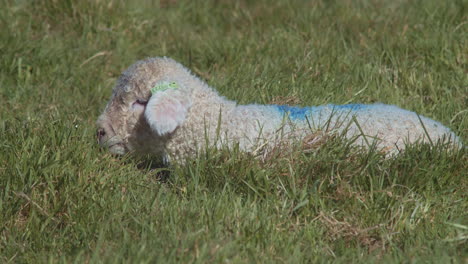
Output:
top-left (332, 104), bottom-right (366, 110)
top-left (274, 105), bottom-right (311, 120)
top-left (274, 104), bottom-right (368, 120)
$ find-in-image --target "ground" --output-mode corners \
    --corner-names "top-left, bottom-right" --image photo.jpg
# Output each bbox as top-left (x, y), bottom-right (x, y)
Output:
top-left (0, 0), bottom-right (467, 263)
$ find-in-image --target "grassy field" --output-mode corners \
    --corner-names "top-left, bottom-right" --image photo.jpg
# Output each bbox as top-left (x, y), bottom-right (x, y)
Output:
top-left (1, 0), bottom-right (467, 262)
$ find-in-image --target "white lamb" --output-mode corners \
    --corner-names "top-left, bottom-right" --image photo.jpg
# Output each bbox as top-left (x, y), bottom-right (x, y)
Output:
top-left (96, 57), bottom-right (460, 162)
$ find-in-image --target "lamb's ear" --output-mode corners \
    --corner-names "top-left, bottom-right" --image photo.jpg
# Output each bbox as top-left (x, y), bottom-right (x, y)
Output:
top-left (144, 84), bottom-right (191, 136)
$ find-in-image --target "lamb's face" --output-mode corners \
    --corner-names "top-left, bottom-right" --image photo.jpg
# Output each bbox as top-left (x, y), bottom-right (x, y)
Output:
top-left (96, 60), bottom-right (167, 156)
top-left (96, 91), bottom-right (153, 155)
top-left (96, 57), bottom-right (192, 157)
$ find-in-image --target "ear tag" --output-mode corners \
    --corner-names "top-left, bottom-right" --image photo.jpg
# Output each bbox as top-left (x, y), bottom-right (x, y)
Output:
top-left (151, 81), bottom-right (179, 94)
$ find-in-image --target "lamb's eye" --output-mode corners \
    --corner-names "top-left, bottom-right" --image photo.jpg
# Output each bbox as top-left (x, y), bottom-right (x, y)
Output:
top-left (132, 99), bottom-right (148, 110)
top-left (136, 99), bottom-right (148, 105)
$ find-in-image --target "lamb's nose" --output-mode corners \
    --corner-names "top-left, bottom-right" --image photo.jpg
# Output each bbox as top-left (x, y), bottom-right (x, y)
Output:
top-left (97, 128), bottom-right (106, 142)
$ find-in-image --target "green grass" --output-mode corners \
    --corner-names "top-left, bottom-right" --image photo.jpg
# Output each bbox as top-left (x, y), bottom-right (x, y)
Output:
top-left (1, 0), bottom-right (467, 262)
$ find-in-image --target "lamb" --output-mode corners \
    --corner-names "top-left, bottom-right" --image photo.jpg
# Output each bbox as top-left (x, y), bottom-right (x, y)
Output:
top-left (96, 57), bottom-right (460, 163)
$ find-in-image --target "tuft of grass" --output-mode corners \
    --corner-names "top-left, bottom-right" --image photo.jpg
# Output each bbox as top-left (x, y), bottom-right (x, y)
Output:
top-left (1, 0), bottom-right (467, 262)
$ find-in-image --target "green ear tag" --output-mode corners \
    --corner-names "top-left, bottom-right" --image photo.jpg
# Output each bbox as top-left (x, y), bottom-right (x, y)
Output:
top-left (151, 81), bottom-right (178, 94)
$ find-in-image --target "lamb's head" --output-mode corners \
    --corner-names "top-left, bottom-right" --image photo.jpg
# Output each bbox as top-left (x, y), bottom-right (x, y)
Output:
top-left (96, 57), bottom-right (193, 156)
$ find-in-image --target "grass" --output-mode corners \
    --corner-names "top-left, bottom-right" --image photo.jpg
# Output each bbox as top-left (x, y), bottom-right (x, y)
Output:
top-left (0, 0), bottom-right (467, 262)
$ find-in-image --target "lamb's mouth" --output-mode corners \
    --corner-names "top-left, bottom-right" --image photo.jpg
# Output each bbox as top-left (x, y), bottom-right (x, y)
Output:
top-left (108, 142), bottom-right (128, 155)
